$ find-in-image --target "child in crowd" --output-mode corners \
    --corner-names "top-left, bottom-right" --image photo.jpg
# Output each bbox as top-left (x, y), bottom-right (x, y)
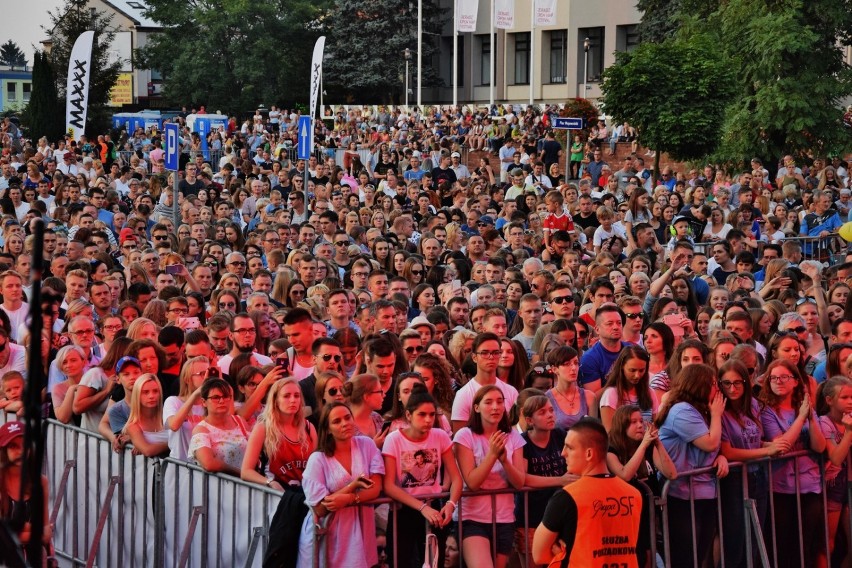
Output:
top-left (542, 191), bottom-right (574, 250)
top-left (592, 206), bottom-right (628, 255)
top-left (98, 356), bottom-right (143, 452)
top-left (0, 371), bottom-right (24, 416)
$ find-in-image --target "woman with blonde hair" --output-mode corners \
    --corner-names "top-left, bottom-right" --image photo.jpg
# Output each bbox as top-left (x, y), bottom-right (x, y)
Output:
top-left (242, 376), bottom-right (316, 487)
top-left (126, 317), bottom-right (159, 341)
top-left (444, 222), bottom-right (464, 252)
top-left (164, 356), bottom-right (212, 460)
top-left (448, 329), bottom-right (477, 379)
top-left (216, 272), bottom-right (242, 295)
top-left (271, 268), bottom-right (295, 305)
top-left (127, 262), bottom-right (153, 287)
top-left (123, 374), bottom-right (169, 457)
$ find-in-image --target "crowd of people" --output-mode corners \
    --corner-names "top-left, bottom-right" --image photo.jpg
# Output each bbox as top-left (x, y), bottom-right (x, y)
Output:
top-left (1, 103), bottom-right (852, 567)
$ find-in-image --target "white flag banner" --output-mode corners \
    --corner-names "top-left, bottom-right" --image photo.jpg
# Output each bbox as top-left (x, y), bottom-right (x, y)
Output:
top-left (457, 0), bottom-right (479, 32)
top-left (534, 0), bottom-right (557, 26)
top-left (494, 0), bottom-right (514, 29)
top-left (309, 36), bottom-right (325, 120)
top-left (308, 36), bottom-right (325, 154)
top-left (65, 30), bottom-right (95, 141)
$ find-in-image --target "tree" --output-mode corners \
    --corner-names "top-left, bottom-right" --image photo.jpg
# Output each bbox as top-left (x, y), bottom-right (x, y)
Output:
top-left (715, 0), bottom-right (852, 161)
top-left (44, 0), bottom-right (121, 136)
top-left (601, 30), bottom-right (735, 172)
top-left (23, 52), bottom-right (64, 141)
top-left (137, 0), bottom-right (330, 114)
top-left (0, 41), bottom-right (27, 69)
top-left (636, 0), bottom-right (719, 43)
top-left (322, 0), bottom-right (443, 103)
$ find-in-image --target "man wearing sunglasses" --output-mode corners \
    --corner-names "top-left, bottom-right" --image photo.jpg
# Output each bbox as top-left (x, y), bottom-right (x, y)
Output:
top-left (299, 337), bottom-right (344, 417)
top-left (549, 283), bottom-right (576, 320)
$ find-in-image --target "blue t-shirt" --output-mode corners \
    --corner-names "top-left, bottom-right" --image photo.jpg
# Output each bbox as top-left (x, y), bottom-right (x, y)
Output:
top-left (659, 402), bottom-right (717, 500)
top-left (578, 341), bottom-right (625, 387)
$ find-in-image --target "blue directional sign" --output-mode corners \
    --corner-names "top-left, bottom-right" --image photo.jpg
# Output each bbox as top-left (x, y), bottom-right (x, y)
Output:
top-left (297, 116), bottom-right (313, 160)
top-left (552, 117), bottom-right (584, 130)
top-left (164, 123), bottom-right (179, 171)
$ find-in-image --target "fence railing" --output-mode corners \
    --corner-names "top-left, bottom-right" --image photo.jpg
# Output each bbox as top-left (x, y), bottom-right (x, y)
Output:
top-left (657, 450), bottom-right (840, 568)
top-left (3, 409), bottom-right (848, 568)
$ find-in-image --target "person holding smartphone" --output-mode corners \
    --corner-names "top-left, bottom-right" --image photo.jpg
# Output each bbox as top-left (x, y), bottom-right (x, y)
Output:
top-left (297, 402), bottom-right (384, 568)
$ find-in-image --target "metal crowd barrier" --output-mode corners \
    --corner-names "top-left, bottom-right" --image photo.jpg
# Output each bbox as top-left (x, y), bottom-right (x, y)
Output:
top-left (775, 235), bottom-right (849, 265)
top-left (10, 410), bottom-right (846, 568)
top-left (13, 415), bottom-right (279, 568)
top-left (657, 450), bottom-right (840, 568)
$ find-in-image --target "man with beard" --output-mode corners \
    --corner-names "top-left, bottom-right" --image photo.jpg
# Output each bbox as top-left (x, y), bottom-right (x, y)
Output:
top-left (216, 313), bottom-right (272, 376)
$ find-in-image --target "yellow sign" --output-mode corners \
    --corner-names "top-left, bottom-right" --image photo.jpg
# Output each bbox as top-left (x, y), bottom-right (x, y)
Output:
top-left (109, 73), bottom-right (133, 106)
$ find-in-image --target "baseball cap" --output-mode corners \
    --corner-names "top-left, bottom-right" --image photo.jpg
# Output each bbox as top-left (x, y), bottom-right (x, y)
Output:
top-left (478, 215), bottom-right (495, 226)
top-left (115, 356), bottom-right (141, 375)
top-left (0, 421), bottom-right (24, 448)
top-left (672, 215), bottom-right (691, 226)
top-left (511, 168), bottom-right (525, 178)
top-left (451, 152), bottom-right (461, 158)
top-left (119, 227), bottom-right (136, 245)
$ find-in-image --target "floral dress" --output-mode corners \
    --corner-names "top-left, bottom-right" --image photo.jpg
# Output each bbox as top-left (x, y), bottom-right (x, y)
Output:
top-left (188, 415), bottom-right (250, 471)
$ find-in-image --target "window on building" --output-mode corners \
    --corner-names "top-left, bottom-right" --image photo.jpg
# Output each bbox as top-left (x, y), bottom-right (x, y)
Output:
top-left (549, 30), bottom-right (567, 84)
top-left (616, 24), bottom-right (640, 53)
top-left (22, 83), bottom-right (31, 103)
top-left (479, 35), bottom-right (491, 85)
top-left (6, 83), bottom-right (16, 102)
top-left (150, 68), bottom-right (163, 81)
top-left (513, 32), bottom-right (530, 85)
top-left (578, 27), bottom-right (605, 84)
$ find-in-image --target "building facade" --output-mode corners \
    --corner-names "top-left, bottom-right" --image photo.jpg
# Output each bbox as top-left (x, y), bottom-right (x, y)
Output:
top-left (422, 0), bottom-right (641, 104)
top-left (0, 68), bottom-right (33, 113)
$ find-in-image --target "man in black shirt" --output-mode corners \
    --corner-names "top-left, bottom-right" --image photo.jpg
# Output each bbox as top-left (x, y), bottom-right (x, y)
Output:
top-left (431, 153), bottom-right (457, 187)
top-left (574, 195), bottom-right (599, 231)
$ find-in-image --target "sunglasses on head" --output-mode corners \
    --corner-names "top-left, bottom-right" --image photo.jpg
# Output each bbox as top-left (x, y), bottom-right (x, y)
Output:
top-left (531, 364), bottom-right (555, 376)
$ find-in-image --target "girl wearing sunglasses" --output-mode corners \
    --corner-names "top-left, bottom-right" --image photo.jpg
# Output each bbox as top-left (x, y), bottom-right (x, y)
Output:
top-left (343, 373), bottom-right (388, 448)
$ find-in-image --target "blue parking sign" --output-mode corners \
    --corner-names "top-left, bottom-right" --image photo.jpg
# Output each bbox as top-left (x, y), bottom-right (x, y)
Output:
top-left (164, 123), bottom-right (179, 171)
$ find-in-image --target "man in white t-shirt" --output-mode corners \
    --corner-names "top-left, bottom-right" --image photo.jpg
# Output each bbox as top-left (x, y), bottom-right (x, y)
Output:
top-left (216, 313), bottom-right (272, 377)
top-left (451, 332), bottom-right (519, 432)
top-left (0, 271), bottom-right (28, 343)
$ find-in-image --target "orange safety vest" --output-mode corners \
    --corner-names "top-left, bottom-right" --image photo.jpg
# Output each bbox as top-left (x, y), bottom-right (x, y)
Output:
top-left (549, 475), bottom-right (642, 568)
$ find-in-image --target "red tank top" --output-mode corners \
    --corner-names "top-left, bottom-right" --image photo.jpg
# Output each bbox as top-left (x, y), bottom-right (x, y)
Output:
top-left (268, 429), bottom-right (312, 485)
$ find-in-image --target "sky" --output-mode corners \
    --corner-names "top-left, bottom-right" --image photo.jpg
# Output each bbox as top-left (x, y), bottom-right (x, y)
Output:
top-left (1, 0), bottom-right (64, 66)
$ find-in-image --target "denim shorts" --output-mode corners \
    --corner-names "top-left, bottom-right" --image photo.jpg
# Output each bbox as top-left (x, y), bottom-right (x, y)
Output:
top-left (460, 520), bottom-right (514, 555)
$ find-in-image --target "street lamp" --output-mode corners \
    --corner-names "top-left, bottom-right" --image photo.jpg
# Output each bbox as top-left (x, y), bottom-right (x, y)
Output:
top-left (582, 37), bottom-right (590, 98)
top-left (404, 48), bottom-right (411, 108)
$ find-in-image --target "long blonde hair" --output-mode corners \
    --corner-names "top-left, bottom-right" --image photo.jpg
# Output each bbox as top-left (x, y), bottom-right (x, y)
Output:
top-left (179, 356), bottom-right (210, 399)
top-left (123, 373), bottom-right (163, 433)
top-left (127, 317), bottom-right (159, 341)
top-left (260, 378), bottom-right (312, 459)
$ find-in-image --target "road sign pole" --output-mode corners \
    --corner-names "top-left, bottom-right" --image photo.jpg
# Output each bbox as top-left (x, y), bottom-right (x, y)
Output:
top-left (551, 117), bottom-right (583, 182)
top-left (164, 122), bottom-right (181, 235)
top-left (173, 168), bottom-right (179, 234)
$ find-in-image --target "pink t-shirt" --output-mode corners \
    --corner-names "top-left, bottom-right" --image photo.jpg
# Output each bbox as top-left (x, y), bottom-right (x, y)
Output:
top-left (452, 427), bottom-right (525, 523)
top-left (383, 428), bottom-right (452, 496)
